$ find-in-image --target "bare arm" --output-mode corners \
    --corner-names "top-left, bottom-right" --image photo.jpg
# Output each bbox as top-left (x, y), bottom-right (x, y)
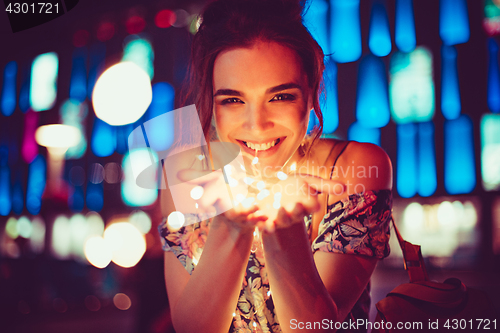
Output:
top-left (164, 215), bottom-right (254, 333)
top-left (160, 170), bottom-right (265, 332)
top-left (261, 141), bottom-right (392, 332)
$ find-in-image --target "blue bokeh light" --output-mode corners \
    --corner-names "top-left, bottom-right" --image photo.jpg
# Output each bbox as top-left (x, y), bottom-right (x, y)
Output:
top-left (356, 55), bottom-right (390, 128)
top-left (439, 0), bottom-right (470, 46)
top-left (91, 118), bottom-right (116, 157)
top-left (488, 38), bottom-right (500, 113)
top-left (69, 48), bottom-right (88, 102)
top-left (87, 42), bottom-right (106, 100)
top-left (303, 0), bottom-right (330, 55)
top-left (12, 180), bottom-right (24, 215)
top-left (348, 122), bottom-right (380, 146)
top-left (26, 155), bottom-right (46, 215)
top-left (0, 165), bottom-right (12, 216)
top-left (444, 114), bottom-right (476, 194)
top-left (397, 123), bottom-right (417, 198)
top-left (418, 121), bottom-right (436, 196)
top-left (1, 61), bottom-right (17, 117)
top-left (368, 1), bottom-right (392, 57)
top-left (86, 182), bottom-right (103, 212)
top-left (143, 82), bottom-right (175, 151)
top-left (330, 0), bottom-right (361, 63)
top-left (441, 45), bottom-right (461, 120)
top-left (321, 59), bottom-right (339, 133)
top-left (395, 0), bottom-right (416, 52)
top-left (68, 185), bottom-right (84, 212)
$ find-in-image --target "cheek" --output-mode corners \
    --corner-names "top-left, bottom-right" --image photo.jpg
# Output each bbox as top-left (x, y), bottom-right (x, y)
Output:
top-left (214, 109), bottom-right (232, 138)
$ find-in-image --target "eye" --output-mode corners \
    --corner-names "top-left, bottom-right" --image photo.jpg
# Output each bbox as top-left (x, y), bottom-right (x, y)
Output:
top-left (270, 93), bottom-right (296, 102)
top-left (220, 97), bottom-right (244, 105)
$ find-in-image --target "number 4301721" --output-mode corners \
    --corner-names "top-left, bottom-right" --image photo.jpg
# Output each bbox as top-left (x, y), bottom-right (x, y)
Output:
top-left (443, 319), bottom-right (496, 330)
top-left (5, 3), bottom-right (59, 14)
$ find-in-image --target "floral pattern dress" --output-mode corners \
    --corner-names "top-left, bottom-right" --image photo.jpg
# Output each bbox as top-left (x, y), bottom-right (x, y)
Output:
top-left (158, 189), bottom-right (392, 332)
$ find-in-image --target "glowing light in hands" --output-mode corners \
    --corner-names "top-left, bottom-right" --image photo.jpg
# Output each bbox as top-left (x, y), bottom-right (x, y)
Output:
top-left (276, 171), bottom-right (288, 180)
top-left (190, 186), bottom-right (204, 200)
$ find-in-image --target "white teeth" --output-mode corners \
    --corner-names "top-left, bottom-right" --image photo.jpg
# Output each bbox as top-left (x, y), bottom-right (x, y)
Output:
top-left (244, 139), bottom-right (279, 151)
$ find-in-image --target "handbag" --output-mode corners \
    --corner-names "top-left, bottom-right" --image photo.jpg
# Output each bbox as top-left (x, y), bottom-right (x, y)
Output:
top-left (372, 218), bottom-right (498, 333)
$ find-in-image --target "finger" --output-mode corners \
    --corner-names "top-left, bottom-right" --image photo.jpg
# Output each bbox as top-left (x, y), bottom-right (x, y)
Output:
top-left (229, 203), bottom-right (259, 217)
top-left (276, 207), bottom-right (292, 228)
top-left (301, 176), bottom-right (346, 195)
top-left (263, 218), bottom-right (275, 234)
top-left (290, 203), bottom-right (306, 221)
top-left (200, 177), bottom-right (230, 209)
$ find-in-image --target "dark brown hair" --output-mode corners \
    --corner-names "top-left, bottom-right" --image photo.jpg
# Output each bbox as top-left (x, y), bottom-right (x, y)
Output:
top-left (182, 0), bottom-right (325, 152)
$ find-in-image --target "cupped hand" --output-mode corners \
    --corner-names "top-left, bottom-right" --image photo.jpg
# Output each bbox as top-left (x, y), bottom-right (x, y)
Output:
top-left (176, 168), bottom-right (267, 232)
top-left (257, 173), bottom-right (345, 233)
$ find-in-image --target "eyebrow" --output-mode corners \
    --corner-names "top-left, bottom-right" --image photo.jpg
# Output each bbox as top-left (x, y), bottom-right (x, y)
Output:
top-left (213, 82), bottom-right (303, 97)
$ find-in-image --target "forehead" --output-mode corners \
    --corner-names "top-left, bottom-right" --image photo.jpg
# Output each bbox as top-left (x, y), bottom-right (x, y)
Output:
top-left (213, 41), bottom-right (307, 91)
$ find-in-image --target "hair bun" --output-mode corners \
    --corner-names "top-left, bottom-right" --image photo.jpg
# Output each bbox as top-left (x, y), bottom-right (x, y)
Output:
top-left (201, 0), bottom-right (306, 29)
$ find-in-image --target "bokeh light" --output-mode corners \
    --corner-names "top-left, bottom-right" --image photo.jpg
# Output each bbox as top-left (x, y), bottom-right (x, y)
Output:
top-left (5, 217), bottom-right (18, 238)
top-left (35, 124), bottom-right (81, 150)
top-left (96, 21), bottom-right (115, 42)
top-left (167, 211), bottom-right (185, 230)
top-left (84, 236), bottom-right (113, 269)
top-left (104, 162), bottom-right (121, 183)
top-left (172, 9), bottom-right (190, 28)
top-left (113, 293), bottom-right (132, 310)
top-left (155, 9), bottom-right (176, 28)
top-left (16, 216), bottom-right (32, 238)
top-left (84, 295), bottom-right (101, 312)
top-left (73, 29), bottom-right (90, 48)
top-left (30, 217), bottom-right (45, 254)
top-left (92, 62), bottom-right (152, 126)
top-left (52, 216), bottom-right (71, 259)
top-left (126, 16), bottom-right (146, 35)
top-left (1, 61), bottom-right (17, 117)
top-left (330, 0), bottom-right (361, 63)
top-left (104, 222), bottom-right (146, 268)
top-left (30, 52), bottom-right (58, 112)
top-left (129, 210), bottom-right (152, 234)
top-left (121, 148), bottom-right (158, 207)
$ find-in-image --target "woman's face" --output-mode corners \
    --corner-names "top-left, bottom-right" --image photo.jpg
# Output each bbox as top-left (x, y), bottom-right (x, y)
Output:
top-left (213, 41), bottom-right (313, 171)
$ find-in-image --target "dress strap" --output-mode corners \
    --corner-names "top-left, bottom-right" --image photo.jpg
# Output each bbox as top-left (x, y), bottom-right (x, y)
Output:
top-left (327, 140), bottom-right (350, 179)
top-left (325, 140), bottom-right (350, 213)
top-left (311, 140), bottom-right (350, 241)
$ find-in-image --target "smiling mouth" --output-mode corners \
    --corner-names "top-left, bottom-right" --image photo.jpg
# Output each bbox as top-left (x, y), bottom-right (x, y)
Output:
top-left (240, 138), bottom-right (282, 152)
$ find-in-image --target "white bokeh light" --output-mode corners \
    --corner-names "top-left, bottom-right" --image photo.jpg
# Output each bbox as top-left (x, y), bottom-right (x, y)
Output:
top-left (84, 236), bottom-right (113, 269)
top-left (190, 186), bottom-right (204, 200)
top-left (35, 124), bottom-right (81, 149)
top-left (167, 211), bottom-right (185, 230)
top-left (104, 222), bottom-right (146, 268)
top-left (92, 62), bottom-right (152, 126)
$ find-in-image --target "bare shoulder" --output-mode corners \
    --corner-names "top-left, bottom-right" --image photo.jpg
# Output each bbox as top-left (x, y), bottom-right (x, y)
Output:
top-left (340, 141), bottom-right (393, 192)
top-left (344, 141), bottom-right (392, 170)
top-left (311, 139), bottom-right (393, 195)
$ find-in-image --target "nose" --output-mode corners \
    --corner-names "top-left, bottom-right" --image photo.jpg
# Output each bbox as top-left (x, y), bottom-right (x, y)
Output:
top-left (242, 104), bottom-right (274, 132)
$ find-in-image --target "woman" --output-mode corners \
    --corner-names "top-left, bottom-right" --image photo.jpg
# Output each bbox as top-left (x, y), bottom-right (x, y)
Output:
top-left (158, 0), bottom-right (393, 332)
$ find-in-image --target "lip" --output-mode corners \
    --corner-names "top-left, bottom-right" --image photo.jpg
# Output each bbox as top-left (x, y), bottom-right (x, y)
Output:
top-left (236, 137), bottom-right (286, 157)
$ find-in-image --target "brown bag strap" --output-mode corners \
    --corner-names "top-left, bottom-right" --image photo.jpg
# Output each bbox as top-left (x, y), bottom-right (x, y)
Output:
top-left (390, 218), bottom-right (429, 283)
top-left (388, 278), bottom-right (467, 304)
